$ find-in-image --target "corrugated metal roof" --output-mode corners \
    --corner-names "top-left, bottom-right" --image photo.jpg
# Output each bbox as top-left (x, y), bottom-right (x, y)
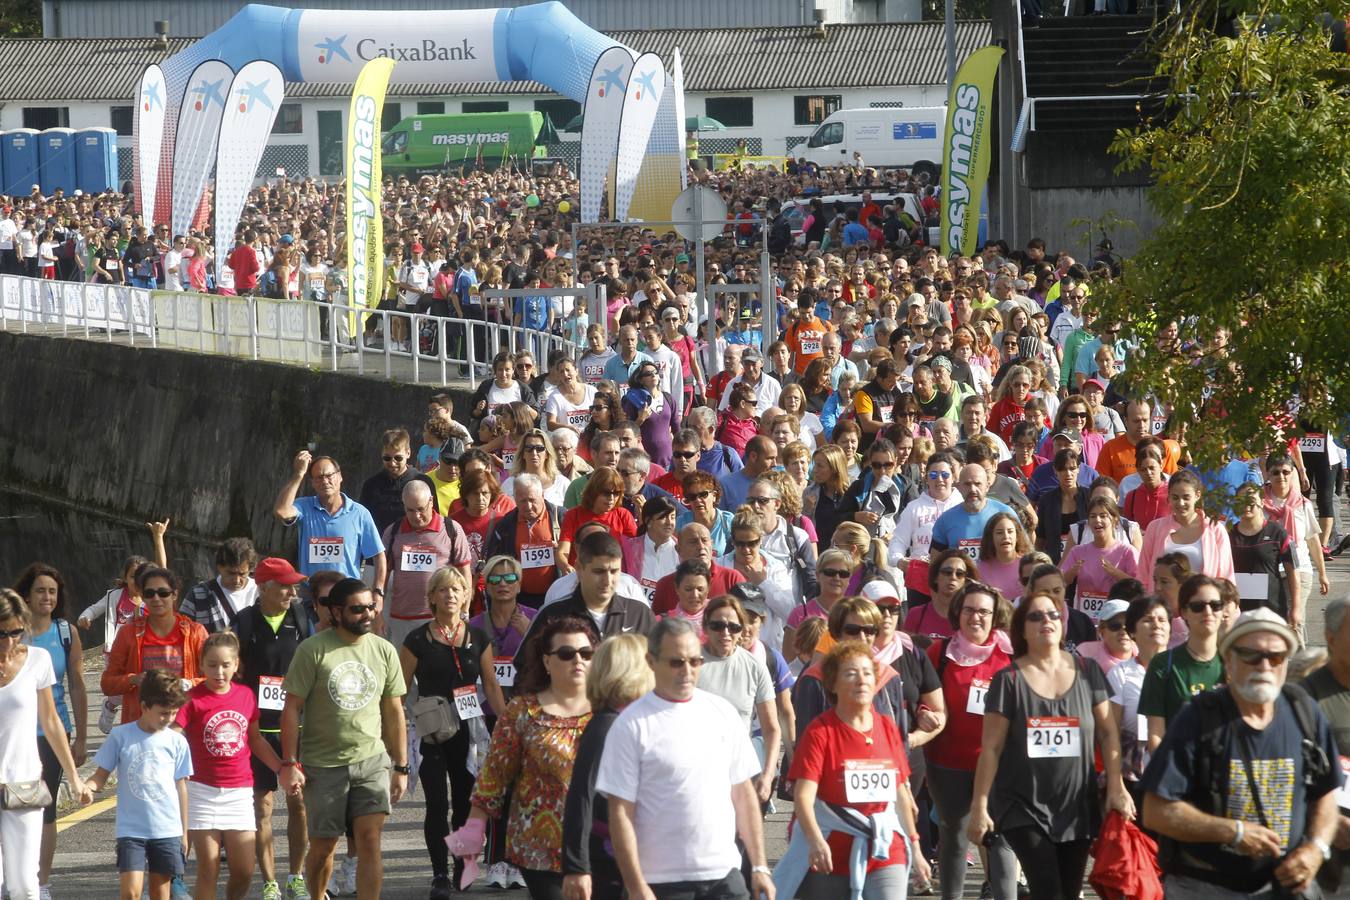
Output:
top-left (0, 21), bottom-right (991, 102)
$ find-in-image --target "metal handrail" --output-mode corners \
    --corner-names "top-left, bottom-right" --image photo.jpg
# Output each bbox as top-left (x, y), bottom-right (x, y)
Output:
top-left (0, 272), bottom-right (588, 388)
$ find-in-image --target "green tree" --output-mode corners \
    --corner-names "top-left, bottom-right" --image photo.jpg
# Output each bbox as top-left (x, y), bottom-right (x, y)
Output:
top-left (0, 0), bottom-right (41, 37)
top-left (1101, 0), bottom-right (1350, 475)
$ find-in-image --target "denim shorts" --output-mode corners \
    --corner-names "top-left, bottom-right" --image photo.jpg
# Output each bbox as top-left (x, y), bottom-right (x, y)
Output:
top-left (115, 836), bottom-right (184, 875)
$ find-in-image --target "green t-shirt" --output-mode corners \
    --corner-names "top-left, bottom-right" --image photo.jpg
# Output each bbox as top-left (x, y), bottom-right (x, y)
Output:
top-left (1136, 643), bottom-right (1223, 725)
top-left (1060, 329), bottom-right (1091, 388)
top-left (282, 629), bottom-right (406, 768)
top-left (1303, 667), bottom-right (1350, 756)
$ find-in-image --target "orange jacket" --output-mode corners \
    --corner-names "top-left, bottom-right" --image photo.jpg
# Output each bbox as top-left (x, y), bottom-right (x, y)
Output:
top-left (100, 613), bottom-right (209, 724)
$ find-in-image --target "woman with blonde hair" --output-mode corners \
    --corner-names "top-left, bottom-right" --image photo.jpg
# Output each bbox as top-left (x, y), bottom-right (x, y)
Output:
top-left (804, 444), bottom-right (850, 548)
top-left (760, 469), bottom-right (819, 544)
top-left (500, 428), bottom-right (568, 506)
top-left (781, 441), bottom-right (813, 499)
top-left (560, 635), bottom-right (653, 900)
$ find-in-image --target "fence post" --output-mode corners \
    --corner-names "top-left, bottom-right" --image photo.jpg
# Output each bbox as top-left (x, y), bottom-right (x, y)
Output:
top-left (466, 314), bottom-right (476, 383)
top-left (438, 318), bottom-right (447, 386)
top-left (411, 312), bottom-right (421, 385)
top-left (247, 296), bottom-right (260, 361)
top-left (383, 311), bottom-right (392, 381)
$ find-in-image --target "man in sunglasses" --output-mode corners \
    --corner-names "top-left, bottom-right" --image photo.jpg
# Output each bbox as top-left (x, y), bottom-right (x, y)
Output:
top-left (1143, 607), bottom-right (1340, 900)
top-left (1138, 575), bottom-right (1230, 752)
top-left (598, 617), bottom-right (774, 900)
top-left (279, 578), bottom-right (408, 900)
top-left (357, 427), bottom-right (438, 536)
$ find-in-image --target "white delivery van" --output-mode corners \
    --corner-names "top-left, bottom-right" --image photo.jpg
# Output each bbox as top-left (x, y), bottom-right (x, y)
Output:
top-left (791, 107), bottom-right (946, 179)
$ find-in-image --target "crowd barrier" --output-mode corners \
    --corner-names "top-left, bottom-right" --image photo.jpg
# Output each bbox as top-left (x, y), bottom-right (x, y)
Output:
top-left (0, 272), bottom-right (586, 388)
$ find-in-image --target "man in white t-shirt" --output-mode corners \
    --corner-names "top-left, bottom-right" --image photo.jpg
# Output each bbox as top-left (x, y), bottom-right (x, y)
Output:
top-left (595, 617), bottom-right (773, 900)
top-left (0, 210), bottom-right (17, 273)
top-left (162, 236), bottom-right (185, 291)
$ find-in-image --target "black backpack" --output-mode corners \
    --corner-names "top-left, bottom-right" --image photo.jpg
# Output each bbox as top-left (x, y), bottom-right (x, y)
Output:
top-left (1155, 682), bottom-right (1332, 889)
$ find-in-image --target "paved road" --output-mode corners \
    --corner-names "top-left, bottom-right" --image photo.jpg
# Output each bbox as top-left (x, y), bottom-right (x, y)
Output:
top-left (47, 500), bottom-right (1350, 899)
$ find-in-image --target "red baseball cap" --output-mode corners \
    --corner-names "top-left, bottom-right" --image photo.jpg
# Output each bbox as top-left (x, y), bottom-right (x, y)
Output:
top-left (253, 557), bottom-right (305, 586)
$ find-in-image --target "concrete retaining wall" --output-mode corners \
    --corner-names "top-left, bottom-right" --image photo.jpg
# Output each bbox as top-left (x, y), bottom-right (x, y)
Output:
top-left (0, 332), bottom-right (472, 552)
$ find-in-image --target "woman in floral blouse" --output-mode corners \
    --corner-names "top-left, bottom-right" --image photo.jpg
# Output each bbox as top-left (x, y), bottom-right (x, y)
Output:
top-left (464, 614), bottom-right (597, 898)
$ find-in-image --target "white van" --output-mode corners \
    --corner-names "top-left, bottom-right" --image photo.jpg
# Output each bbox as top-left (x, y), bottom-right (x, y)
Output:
top-left (791, 107), bottom-right (946, 179)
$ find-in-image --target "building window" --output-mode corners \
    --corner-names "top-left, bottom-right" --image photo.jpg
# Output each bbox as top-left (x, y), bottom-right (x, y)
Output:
top-left (381, 103), bottom-right (403, 132)
top-left (22, 107), bottom-right (68, 129)
top-left (463, 101), bottom-right (508, 113)
top-left (272, 103), bottom-right (303, 135)
top-left (534, 98), bottom-right (581, 131)
top-left (416, 101), bottom-right (445, 115)
top-left (794, 95), bottom-right (841, 126)
top-left (704, 97), bottom-right (753, 128)
top-left (110, 106), bottom-right (134, 136)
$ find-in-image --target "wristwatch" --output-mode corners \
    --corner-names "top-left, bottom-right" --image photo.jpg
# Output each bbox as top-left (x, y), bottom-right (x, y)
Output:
top-left (1308, 836), bottom-right (1332, 862)
top-left (392, 763), bottom-right (411, 775)
top-left (280, 758), bottom-right (301, 769)
top-left (751, 865), bottom-right (772, 877)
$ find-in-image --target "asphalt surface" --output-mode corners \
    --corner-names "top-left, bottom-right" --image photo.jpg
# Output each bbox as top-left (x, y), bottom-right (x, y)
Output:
top-left (46, 499), bottom-right (1350, 900)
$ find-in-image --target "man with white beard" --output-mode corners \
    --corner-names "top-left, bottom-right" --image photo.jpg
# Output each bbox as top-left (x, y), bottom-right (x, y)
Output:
top-left (1142, 607), bottom-right (1342, 899)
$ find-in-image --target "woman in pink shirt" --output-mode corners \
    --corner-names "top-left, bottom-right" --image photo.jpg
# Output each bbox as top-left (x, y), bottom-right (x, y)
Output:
top-left (1061, 497), bottom-right (1139, 621)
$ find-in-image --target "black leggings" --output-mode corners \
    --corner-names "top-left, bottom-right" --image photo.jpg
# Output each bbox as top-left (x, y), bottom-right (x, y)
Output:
top-left (1001, 825), bottom-right (1093, 900)
top-left (520, 868), bottom-right (564, 900)
top-left (1305, 450), bottom-right (1335, 520)
top-left (418, 732), bottom-right (474, 878)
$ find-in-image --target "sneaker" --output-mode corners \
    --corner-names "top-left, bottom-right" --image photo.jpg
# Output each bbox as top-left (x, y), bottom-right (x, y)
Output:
top-left (910, 879), bottom-right (934, 896)
top-left (286, 875), bottom-right (311, 899)
top-left (339, 856), bottom-right (358, 896)
top-left (262, 883), bottom-right (283, 900)
top-left (325, 865), bottom-right (343, 898)
top-left (429, 875), bottom-right (453, 900)
top-left (170, 875), bottom-right (192, 899)
top-left (980, 880), bottom-right (995, 900)
top-left (1017, 873), bottom-right (1031, 899)
top-left (504, 865), bottom-right (527, 889)
top-left (39, 886), bottom-right (52, 900)
top-left (485, 862), bottom-right (508, 889)
top-left (98, 696), bottom-right (119, 734)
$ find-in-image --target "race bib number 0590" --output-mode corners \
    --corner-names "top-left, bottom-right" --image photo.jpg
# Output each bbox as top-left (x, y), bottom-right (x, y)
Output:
top-left (1026, 716), bottom-right (1081, 758)
top-left (843, 760), bottom-right (896, 804)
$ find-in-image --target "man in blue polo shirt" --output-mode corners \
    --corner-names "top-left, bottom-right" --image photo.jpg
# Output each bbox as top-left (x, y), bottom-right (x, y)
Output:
top-left (929, 463), bottom-right (1012, 559)
top-left (274, 450), bottom-right (387, 609)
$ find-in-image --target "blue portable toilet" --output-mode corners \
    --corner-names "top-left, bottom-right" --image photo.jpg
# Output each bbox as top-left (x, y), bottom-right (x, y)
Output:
top-left (75, 127), bottom-right (118, 194)
top-left (38, 128), bottom-right (77, 195)
top-left (1, 129), bottom-right (39, 197)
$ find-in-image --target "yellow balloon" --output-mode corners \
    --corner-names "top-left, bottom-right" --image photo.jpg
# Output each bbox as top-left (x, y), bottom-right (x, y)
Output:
top-left (558, 200), bottom-right (571, 214)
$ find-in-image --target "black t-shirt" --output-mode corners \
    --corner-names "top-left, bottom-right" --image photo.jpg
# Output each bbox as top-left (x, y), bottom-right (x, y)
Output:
top-left (1143, 690), bottom-right (1342, 891)
top-left (403, 622), bottom-right (489, 699)
top-left (234, 604), bottom-right (311, 732)
top-left (892, 645), bottom-right (942, 731)
top-left (358, 468), bottom-right (438, 535)
top-left (1229, 521), bottom-right (1294, 617)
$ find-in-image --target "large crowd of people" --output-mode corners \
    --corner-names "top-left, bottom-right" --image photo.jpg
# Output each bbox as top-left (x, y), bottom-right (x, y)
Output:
top-left (2, 155), bottom-right (1350, 900)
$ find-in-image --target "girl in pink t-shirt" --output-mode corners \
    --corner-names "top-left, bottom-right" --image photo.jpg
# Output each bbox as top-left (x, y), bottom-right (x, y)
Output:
top-left (174, 633), bottom-right (283, 899)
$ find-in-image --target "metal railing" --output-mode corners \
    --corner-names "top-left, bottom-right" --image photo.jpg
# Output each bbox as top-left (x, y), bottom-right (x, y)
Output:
top-left (0, 272), bottom-right (588, 388)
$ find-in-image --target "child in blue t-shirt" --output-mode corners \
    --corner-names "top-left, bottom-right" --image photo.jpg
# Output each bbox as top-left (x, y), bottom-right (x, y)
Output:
top-left (86, 668), bottom-right (193, 900)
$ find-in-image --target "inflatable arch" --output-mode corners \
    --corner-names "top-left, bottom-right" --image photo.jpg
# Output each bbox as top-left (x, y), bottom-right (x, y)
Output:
top-left (143, 1), bottom-right (633, 225)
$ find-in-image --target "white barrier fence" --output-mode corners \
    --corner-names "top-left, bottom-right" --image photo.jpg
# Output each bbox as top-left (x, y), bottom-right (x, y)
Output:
top-left (0, 273), bottom-right (588, 388)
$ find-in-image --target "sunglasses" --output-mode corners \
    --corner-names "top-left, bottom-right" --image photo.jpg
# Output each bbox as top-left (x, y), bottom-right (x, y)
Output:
top-left (1063, 411), bottom-right (1088, 420)
top-left (382, 454), bottom-right (406, 462)
top-left (687, 490), bottom-right (714, 502)
top-left (345, 603), bottom-right (378, 614)
top-left (820, 568), bottom-right (852, 579)
top-left (938, 567), bottom-right (968, 578)
top-left (1187, 600), bottom-right (1224, 614)
top-left (486, 572), bottom-right (520, 585)
top-left (1231, 646), bottom-right (1289, 667)
top-left (707, 620), bottom-right (745, 635)
top-left (870, 461), bottom-right (895, 471)
top-left (522, 444), bottom-right (547, 454)
top-left (142, 587), bottom-right (175, 599)
top-left (673, 450), bottom-right (698, 460)
top-left (0, 628), bottom-right (25, 639)
top-left (842, 624), bottom-right (879, 638)
top-left (928, 471), bottom-right (952, 481)
top-left (733, 538), bottom-right (761, 549)
top-left (746, 496), bottom-right (777, 507)
top-left (601, 489), bottom-right (623, 497)
top-left (664, 656), bottom-right (704, 669)
top-left (1100, 619), bottom-right (1128, 632)
top-left (546, 645), bottom-right (595, 662)
top-left (1026, 610), bottom-right (1063, 623)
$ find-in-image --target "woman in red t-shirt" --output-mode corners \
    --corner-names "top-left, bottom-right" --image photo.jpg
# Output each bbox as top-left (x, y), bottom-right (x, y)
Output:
top-left (922, 582), bottom-right (1017, 900)
top-left (556, 467), bottom-right (637, 574)
top-left (787, 640), bottom-right (930, 897)
top-left (450, 469), bottom-right (516, 572)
